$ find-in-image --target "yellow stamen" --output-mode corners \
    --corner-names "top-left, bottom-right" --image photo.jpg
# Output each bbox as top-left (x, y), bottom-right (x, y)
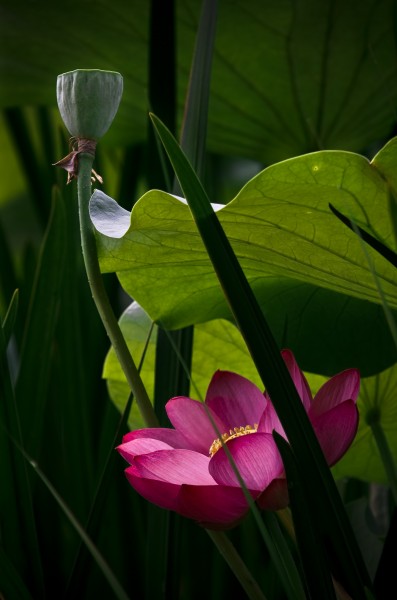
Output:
top-left (209, 424), bottom-right (258, 457)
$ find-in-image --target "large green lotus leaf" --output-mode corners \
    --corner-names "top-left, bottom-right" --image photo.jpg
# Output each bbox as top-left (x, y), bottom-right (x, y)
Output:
top-left (0, 0), bottom-right (396, 160)
top-left (191, 0), bottom-right (397, 162)
top-left (92, 146), bottom-right (397, 375)
top-left (105, 302), bottom-right (397, 484)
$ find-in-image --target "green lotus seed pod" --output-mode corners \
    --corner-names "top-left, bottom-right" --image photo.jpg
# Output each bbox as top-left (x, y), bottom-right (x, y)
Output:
top-left (57, 69), bottom-right (123, 140)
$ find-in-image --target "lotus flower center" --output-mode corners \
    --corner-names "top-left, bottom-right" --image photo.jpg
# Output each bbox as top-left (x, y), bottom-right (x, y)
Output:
top-left (209, 424), bottom-right (258, 457)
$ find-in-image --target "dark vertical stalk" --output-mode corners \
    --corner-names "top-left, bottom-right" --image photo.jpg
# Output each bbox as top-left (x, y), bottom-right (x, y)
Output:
top-left (146, 3), bottom-right (183, 598)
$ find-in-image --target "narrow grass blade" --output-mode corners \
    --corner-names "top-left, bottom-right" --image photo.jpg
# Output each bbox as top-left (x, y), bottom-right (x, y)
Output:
top-left (3, 107), bottom-right (51, 225)
top-left (1, 289), bottom-right (19, 346)
top-left (207, 530), bottom-right (268, 600)
top-left (374, 507), bottom-right (397, 599)
top-left (329, 202), bottom-right (397, 268)
top-left (0, 303), bottom-right (44, 596)
top-left (330, 198), bottom-right (397, 351)
top-left (16, 187), bottom-right (66, 453)
top-left (65, 321), bottom-right (154, 597)
top-left (24, 454), bottom-right (130, 600)
top-left (0, 219), bottom-right (18, 322)
top-left (0, 547), bottom-right (34, 600)
top-left (178, 0), bottom-right (218, 180)
top-left (260, 511), bottom-right (308, 600)
top-left (145, 2), bottom-right (181, 596)
top-left (274, 433), bottom-right (337, 599)
top-left (150, 113), bottom-right (372, 597)
top-left (63, 394), bottom-right (134, 599)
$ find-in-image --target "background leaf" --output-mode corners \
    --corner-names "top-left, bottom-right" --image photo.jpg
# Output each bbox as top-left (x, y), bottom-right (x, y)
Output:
top-left (1, 0), bottom-right (396, 161)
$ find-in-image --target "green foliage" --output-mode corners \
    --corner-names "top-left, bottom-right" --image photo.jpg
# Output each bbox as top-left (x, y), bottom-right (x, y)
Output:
top-left (1, 0), bottom-right (397, 598)
top-left (1, 0), bottom-right (396, 158)
top-left (91, 144), bottom-right (397, 376)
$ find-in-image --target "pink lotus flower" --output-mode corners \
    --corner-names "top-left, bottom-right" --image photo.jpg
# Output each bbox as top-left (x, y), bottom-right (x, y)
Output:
top-left (117, 350), bottom-right (359, 528)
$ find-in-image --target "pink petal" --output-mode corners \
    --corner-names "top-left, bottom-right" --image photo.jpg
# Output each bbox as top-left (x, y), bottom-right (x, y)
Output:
top-left (258, 400), bottom-right (285, 438)
top-left (117, 438), bottom-right (175, 463)
top-left (126, 466), bottom-right (250, 527)
top-left (281, 349), bottom-right (312, 411)
top-left (205, 370), bottom-right (267, 429)
top-left (166, 397), bottom-right (226, 454)
top-left (256, 477), bottom-right (289, 511)
top-left (124, 448), bottom-right (250, 526)
top-left (131, 449), bottom-right (215, 485)
top-left (121, 427), bottom-right (192, 449)
top-left (118, 427), bottom-right (194, 462)
top-left (208, 433), bottom-right (283, 492)
top-left (310, 400), bottom-right (359, 465)
top-left (178, 484), bottom-right (250, 528)
top-left (310, 369), bottom-right (360, 418)
top-left (125, 465), bottom-right (181, 512)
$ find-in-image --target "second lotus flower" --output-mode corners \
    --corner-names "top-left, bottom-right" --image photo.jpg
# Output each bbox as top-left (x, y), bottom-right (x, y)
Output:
top-left (117, 349), bottom-right (359, 528)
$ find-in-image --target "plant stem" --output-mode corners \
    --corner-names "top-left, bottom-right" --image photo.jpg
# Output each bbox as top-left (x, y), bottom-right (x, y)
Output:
top-left (206, 529), bottom-right (268, 600)
top-left (77, 151), bottom-right (158, 428)
top-left (370, 420), bottom-right (397, 505)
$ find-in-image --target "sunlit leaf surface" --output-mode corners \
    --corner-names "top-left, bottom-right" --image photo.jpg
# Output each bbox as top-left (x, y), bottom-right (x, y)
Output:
top-left (93, 145), bottom-right (397, 375)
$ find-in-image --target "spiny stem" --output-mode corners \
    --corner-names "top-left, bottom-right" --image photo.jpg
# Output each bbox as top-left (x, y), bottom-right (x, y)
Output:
top-left (77, 152), bottom-right (158, 428)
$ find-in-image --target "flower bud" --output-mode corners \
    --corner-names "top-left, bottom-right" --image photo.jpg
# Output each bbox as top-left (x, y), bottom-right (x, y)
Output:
top-left (56, 69), bottom-right (123, 140)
